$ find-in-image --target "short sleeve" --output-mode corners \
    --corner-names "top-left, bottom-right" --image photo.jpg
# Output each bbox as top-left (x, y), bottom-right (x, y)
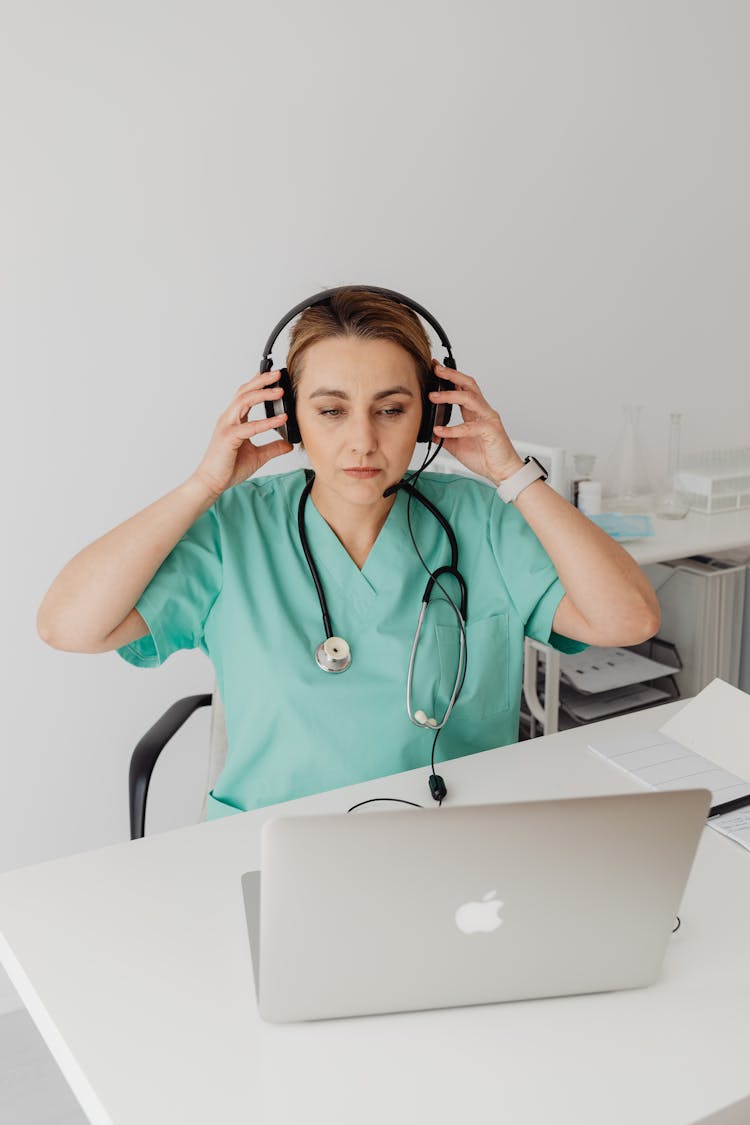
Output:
top-left (116, 506), bottom-right (223, 668)
top-left (488, 490), bottom-right (587, 655)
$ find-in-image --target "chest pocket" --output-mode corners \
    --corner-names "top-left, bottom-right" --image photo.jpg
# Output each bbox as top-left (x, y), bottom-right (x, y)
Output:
top-left (435, 614), bottom-right (511, 720)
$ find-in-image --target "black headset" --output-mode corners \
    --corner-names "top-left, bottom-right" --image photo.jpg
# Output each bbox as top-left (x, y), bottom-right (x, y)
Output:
top-left (260, 284), bottom-right (456, 444)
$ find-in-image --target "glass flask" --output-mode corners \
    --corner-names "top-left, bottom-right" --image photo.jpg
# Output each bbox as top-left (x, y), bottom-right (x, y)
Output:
top-left (655, 412), bottom-right (690, 520)
top-left (602, 404), bottom-right (654, 512)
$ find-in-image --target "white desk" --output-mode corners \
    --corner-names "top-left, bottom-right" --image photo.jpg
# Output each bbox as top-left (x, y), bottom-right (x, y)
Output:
top-left (1, 701), bottom-right (750, 1125)
top-left (625, 506), bottom-right (750, 566)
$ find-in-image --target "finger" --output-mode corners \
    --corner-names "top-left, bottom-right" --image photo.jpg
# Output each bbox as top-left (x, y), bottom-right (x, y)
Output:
top-left (432, 360), bottom-right (478, 389)
top-left (256, 438), bottom-right (294, 466)
top-left (432, 419), bottom-right (490, 438)
top-left (429, 388), bottom-right (494, 415)
top-left (234, 413), bottom-right (288, 438)
top-left (224, 385), bottom-right (285, 425)
top-left (233, 385), bottom-right (285, 421)
top-left (234, 369), bottom-right (283, 396)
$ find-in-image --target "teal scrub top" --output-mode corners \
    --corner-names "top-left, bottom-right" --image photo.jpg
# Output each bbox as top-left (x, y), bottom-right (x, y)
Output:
top-left (117, 470), bottom-right (586, 819)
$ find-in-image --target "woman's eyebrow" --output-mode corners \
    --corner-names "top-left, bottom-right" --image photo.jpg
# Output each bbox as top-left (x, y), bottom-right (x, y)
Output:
top-left (308, 387), bottom-right (349, 400)
top-left (308, 385), bottom-right (415, 400)
top-left (373, 385), bottom-right (415, 400)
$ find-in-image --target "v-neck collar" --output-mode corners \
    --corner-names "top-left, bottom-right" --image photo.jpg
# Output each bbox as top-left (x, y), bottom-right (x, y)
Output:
top-left (296, 475), bottom-right (415, 610)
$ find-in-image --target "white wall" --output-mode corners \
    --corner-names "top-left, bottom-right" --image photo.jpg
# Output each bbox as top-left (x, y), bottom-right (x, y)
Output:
top-left (2, 0), bottom-right (750, 1011)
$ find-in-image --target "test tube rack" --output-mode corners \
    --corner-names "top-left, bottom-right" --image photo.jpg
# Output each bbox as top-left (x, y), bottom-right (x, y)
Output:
top-left (675, 447), bottom-right (750, 514)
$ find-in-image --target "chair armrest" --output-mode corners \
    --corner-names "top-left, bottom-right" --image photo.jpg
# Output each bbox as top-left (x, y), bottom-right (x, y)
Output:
top-left (129, 694), bottom-right (212, 840)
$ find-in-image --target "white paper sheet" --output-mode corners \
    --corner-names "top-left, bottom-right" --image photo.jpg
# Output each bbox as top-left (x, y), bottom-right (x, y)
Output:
top-left (659, 678), bottom-right (750, 782)
top-left (559, 647), bottom-right (677, 694)
top-left (587, 728), bottom-right (750, 853)
top-left (587, 731), bottom-right (750, 804)
top-left (560, 683), bottom-right (671, 723)
top-left (710, 807), bottom-right (750, 852)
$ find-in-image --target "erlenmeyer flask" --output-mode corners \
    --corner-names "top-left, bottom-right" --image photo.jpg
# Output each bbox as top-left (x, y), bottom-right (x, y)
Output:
top-left (602, 404), bottom-right (654, 512)
top-left (655, 412), bottom-right (690, 519)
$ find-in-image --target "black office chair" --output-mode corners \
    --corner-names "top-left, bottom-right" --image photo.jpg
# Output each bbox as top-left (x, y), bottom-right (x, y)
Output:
top-left (129, 687), bottom-right (228, 839)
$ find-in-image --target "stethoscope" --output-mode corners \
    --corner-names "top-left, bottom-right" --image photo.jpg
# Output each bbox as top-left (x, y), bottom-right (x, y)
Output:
top-left (297, 470), bottom-right (468, 732)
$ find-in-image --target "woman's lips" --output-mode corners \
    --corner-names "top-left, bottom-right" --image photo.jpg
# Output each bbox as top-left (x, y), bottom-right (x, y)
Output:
top-left (342, 468), bottom-right (382, 479)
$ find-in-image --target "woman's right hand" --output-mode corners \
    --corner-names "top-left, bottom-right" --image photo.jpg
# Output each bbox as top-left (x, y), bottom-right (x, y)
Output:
top-left (190, 370), bottom-right (293, 501)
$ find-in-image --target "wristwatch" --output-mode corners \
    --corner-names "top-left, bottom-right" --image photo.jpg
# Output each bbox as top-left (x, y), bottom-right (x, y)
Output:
top-left (496, 455), bottom-right (548, 503)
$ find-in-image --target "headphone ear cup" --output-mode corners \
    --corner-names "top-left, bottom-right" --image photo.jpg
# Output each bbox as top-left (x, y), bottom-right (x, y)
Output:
top-left (264, 367), bottom-right (300, 444)
top-left (279, 367), bottom-right (301, 445)
top-left (418, 374), bottom-right (452, 443)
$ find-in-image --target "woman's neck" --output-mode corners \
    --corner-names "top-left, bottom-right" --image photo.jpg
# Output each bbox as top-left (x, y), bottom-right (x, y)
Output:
top-left (310, 479), bottom-right (397, 570)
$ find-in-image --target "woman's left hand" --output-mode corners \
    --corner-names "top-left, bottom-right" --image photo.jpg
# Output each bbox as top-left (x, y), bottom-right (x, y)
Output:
top-left (429, 360), bottom-right (524, 486)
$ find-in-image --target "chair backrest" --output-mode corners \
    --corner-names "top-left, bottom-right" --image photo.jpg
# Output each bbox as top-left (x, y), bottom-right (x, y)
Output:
top-left (199, 685), bottom-right (229, 820)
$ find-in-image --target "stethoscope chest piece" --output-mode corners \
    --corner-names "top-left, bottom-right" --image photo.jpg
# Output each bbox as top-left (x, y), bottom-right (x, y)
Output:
top-left (315, 635), bottom-right (352, 673)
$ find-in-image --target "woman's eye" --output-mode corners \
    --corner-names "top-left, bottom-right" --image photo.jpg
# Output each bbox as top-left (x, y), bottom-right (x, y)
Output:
top-left (317, 405), bottom-right (405, 418)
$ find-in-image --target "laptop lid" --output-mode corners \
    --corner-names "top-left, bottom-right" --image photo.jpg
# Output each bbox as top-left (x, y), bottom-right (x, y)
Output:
top-left (241, 788), bottom-right (710, 1023)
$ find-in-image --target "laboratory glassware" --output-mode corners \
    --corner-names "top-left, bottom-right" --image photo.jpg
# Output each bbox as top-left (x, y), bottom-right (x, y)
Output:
top-left (602, 404), bottom-right (654, 512)
top-left (655, 413), bottom-right (690, 520)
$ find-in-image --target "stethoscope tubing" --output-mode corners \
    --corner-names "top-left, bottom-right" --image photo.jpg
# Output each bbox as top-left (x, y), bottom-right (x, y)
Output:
top-left (406, 599), bottom-right (467, 730)
top-left (297, 472), bottom-right (334, 640)
top-left (297, 471), bottom-right (468, 728)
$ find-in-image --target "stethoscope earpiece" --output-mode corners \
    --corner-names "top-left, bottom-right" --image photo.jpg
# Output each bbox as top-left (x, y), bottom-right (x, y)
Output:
top-left (314, 635), bottom-right (352, 674)
top-left (414, 710), bottom-right (439, 728)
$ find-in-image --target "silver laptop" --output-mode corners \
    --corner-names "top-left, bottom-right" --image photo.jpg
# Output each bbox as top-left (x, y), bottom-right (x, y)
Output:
top-left (241, 789), bottom-right (710, 1023)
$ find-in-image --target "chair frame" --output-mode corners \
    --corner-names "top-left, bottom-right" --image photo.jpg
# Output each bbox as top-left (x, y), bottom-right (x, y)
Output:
top-left (129, 694), bottom-right (212, 840)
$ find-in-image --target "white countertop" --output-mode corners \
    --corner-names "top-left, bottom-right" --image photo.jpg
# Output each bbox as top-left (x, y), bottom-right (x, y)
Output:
top-left (623, 506), bottom-right (750, 565)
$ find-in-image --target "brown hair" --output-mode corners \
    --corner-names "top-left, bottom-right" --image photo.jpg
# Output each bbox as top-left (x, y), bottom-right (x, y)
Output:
top-left (286, 287), bottom-right (433, 393)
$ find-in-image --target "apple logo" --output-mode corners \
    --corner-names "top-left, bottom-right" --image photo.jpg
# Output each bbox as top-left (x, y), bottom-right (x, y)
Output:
top-left (455, 890), bottom-right (504, 934)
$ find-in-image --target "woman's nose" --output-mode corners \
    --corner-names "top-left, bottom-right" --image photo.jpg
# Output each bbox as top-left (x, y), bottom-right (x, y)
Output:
top-left (348, 412), bottom-right (378, 454)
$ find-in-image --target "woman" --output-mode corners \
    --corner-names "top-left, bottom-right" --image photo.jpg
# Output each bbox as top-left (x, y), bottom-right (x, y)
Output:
top-left (37, 287), bottom-right (660, 818)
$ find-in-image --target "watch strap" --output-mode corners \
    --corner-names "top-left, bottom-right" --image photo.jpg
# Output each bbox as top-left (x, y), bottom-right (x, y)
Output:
top-left (496, 456), bottom-right (548, 503)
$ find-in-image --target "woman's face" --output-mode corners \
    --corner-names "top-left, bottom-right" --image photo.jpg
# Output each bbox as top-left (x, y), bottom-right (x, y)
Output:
top-left (294, 335), bottom-right (423, 506)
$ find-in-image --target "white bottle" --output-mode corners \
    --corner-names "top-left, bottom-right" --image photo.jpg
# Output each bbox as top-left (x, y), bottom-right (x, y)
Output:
top-left (577, 480), bottom-right (603, 516)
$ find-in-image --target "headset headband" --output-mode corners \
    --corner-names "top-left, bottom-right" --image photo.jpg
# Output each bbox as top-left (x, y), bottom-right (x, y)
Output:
top-left (259, 285), bottom-right (456, 373)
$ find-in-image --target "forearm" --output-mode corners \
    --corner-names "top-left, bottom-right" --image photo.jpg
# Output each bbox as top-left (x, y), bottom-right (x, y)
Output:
top-left (511, 477), bottom-right (660, 641)
top-left (37, 475), bottom-right (217, 650)
top-left (427, 362), bottom-right (659, 643)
